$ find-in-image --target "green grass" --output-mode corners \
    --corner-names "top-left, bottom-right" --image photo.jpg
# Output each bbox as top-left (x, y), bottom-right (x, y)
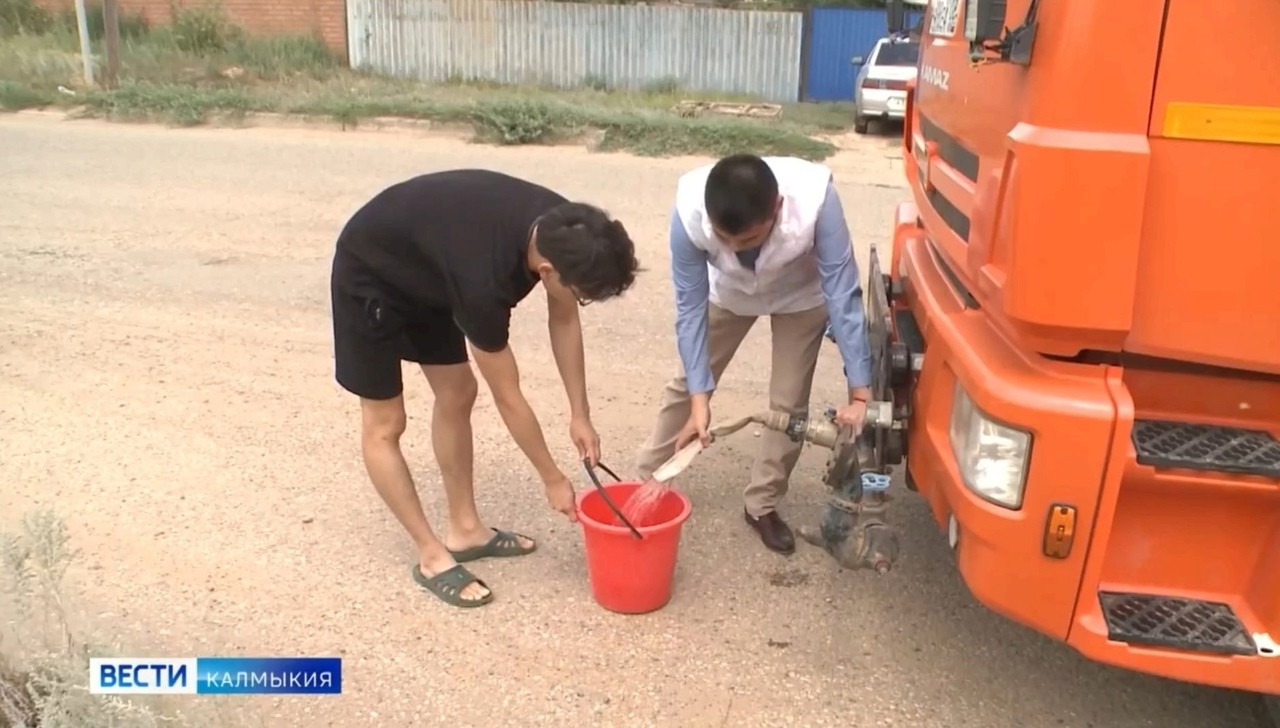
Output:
top-left (0, 0), bottom-right (852, 159)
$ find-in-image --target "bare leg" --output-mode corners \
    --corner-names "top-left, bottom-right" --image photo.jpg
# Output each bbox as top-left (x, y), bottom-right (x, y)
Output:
top-left (360, 394), bottom-right (489, 603)
top-left (420, 363), bottom-right (534, 554)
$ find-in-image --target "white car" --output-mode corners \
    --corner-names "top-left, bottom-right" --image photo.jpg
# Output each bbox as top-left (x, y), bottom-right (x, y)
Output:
top-left (852, 35), bottom-right (921, 134)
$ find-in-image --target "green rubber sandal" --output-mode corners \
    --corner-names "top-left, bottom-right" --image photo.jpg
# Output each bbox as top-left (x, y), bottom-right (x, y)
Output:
top-left (448, 528), bottom-right (536, 563)
top-left (412, 564), bottom-right (493, 608)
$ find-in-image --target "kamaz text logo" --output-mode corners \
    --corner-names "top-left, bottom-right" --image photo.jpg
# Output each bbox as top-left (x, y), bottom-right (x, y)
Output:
top-left (921, 65), bottom-right (950, 91)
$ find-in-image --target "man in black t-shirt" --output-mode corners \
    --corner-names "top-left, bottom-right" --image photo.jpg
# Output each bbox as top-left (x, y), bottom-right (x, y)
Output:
top-left (329, 169), bottom-right (639, 608)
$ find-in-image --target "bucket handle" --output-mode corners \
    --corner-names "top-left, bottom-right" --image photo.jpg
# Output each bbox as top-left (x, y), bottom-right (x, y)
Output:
top-left (581, 459), bottom-right (643, 540)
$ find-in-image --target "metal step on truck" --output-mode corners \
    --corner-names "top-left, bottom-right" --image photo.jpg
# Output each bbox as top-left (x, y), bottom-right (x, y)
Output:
top-left (815, 0), bottom-right (1280, 715)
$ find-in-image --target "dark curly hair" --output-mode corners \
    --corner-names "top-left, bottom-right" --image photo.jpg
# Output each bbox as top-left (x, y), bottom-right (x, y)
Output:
top-left (535, 202), bottom-right (640, 302)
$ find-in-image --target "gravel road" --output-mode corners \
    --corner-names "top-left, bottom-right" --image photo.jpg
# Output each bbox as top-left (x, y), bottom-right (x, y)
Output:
top-left (0, 112), bottom-right (1264, 728)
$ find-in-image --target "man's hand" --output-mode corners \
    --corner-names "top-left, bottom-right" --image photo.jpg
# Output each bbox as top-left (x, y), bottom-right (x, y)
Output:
top-left (570, 415), bottom-right (601, 467)
top-left (676, 393), bottom-right (713, 449)
top-left (834, 386), bottom-right (873, 434)
top-left (542, 470), bottom-right (578, 522)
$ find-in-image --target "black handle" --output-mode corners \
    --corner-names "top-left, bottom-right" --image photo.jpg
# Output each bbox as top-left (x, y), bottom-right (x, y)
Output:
top-left (581, 459), bottom-right (643, 540)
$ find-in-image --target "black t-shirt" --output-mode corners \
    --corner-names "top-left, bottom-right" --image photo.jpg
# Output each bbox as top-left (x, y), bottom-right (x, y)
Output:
top-left (333, 169), bottom-right (568, 352)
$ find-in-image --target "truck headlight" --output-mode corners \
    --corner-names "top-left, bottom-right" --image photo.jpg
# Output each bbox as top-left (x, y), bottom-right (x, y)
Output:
top-left (948, 382), bottom-right (1032, 509)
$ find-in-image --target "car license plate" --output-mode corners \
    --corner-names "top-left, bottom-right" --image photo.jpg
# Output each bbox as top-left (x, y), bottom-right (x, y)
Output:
top-left (888, 97), bottom-right (904, 110)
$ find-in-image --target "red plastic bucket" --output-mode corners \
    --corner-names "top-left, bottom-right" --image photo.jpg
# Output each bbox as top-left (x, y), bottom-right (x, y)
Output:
top-left (576, 481), bottom-right (692, 614)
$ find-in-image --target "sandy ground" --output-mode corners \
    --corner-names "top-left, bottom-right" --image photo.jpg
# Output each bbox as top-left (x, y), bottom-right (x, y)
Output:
top-left (0, 112), bottom-right (1265, 728)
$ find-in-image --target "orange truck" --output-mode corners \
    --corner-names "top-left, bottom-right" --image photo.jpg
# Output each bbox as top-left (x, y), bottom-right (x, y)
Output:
top-left (867, 0), bottom-right (1280, 703)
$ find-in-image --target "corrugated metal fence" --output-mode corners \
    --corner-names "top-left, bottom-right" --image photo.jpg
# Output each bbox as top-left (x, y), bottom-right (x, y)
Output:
top-left (347, 0), bottom-right (805, 102)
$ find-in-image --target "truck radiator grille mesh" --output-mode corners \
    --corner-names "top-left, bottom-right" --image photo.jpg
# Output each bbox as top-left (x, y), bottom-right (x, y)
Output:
top-left (1099, 592), bottom-right (1257, 656)
top-left (1132, 420), bottom-right (1280, 478)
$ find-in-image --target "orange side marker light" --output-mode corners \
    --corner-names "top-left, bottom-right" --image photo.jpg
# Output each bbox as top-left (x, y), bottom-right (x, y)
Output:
top-left (1043, 504), bottom-right (1076, 559)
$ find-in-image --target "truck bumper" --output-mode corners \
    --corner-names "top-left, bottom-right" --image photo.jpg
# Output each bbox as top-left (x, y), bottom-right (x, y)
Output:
top-left (857, 89), bottom-right (908, 120)
top-left (891, 206), bottom-right (1280, 695)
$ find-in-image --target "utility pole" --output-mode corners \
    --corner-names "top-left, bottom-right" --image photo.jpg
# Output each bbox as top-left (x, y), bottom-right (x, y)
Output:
top-left (102, 0), bottom-right (122, 89)
top-left (73, 0), bottom-right (94, 86)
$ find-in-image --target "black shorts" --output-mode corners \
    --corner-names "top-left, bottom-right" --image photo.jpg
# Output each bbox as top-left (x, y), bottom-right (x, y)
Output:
top-left (330, 252), bottom-right (467, 400)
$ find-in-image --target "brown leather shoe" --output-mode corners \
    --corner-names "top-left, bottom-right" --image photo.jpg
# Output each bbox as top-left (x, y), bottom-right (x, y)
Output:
top-left (744, 509), bottom-right (796, 555)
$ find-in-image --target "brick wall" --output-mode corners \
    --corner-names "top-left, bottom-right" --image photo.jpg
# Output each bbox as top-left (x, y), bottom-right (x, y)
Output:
top-left (41, 0), bottom-right (348, 57)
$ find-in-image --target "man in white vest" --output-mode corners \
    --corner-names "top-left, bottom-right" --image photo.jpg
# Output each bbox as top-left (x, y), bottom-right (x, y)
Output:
top-left (634, 154), bottom-right (873, 554)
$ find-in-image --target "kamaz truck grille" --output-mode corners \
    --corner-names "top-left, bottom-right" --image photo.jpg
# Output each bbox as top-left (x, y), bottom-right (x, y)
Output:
top-left (1099, 592), bottom-right (1257, 656)
top-left (1132, 420), bottom-right (1280, 478)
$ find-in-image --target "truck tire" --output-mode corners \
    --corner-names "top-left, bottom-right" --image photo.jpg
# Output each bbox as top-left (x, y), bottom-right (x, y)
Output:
top-left (854, 116), bottom-right (869, 134)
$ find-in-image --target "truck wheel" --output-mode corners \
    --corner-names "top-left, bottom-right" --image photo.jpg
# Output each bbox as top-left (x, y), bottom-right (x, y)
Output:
top-left (854, 116), bottom-right (869, 134)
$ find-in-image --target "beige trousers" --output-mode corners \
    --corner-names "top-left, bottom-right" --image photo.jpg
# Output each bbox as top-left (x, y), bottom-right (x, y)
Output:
top-left (634, 301), bottom-right (831, 517)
